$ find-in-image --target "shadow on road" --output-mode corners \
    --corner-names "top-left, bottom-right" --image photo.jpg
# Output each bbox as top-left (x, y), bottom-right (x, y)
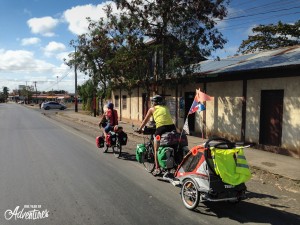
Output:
top-left (193, 200), bottom-right (299, 225)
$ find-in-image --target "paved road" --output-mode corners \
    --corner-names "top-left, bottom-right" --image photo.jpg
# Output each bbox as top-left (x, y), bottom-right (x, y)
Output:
top-left (0, 103), bottom-right (299, 225)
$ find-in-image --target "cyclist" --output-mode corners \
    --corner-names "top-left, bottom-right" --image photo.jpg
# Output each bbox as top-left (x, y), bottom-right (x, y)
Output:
top-left (99, 103), bottom-right (118, 139)
top-left (137, 95), bottom-right (176, 175)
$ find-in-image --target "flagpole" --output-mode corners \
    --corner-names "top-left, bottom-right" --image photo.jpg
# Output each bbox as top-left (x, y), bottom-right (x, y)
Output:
top-left (177, 113), bottom-right (190, 152)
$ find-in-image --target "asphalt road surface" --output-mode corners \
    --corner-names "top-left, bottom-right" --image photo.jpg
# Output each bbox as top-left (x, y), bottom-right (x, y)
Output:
top-left (0, 103), bottom-right (299, 225)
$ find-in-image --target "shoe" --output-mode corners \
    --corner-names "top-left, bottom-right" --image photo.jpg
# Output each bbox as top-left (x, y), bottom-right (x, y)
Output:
top-left (152, 168), bottom-right (161, 176)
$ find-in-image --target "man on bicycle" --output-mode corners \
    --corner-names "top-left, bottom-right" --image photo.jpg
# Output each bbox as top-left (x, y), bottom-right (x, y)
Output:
top-left (137, 95), bottom-right (176, 175)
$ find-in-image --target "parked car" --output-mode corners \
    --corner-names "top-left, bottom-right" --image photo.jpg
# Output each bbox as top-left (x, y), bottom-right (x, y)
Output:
top-left (41, 101), bottom-right (67, 110)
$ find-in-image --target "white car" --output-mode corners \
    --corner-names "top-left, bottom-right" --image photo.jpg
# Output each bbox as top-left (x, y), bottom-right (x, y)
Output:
top-left (41, 101), bottom-right (67, 110)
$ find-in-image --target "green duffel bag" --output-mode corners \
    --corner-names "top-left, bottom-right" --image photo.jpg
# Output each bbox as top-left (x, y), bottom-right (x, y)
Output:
top-left (136, 144), bottom-right (146, 163)
top-left (157, 146), bottom-right (175, 169)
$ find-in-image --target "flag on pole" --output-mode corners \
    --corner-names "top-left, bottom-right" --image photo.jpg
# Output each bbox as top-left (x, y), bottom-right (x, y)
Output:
top-left (196, 88), bottom-right (214, 102)
top-left (188, 88), bottom-right (213, 114)
top-left (182, 119), bottom-right (190, 135)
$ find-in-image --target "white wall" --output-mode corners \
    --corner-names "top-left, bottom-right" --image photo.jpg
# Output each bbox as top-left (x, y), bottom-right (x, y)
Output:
top-left (205, 81), bottom-right (243, 140)
top-left (247, 77), bottom-right (300, 154)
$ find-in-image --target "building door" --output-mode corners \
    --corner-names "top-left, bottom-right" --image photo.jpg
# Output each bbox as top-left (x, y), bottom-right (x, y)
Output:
top-left (259, 90), bottom-right (284, 146)
top-left (185, 92), bottom-right (195, 132)
top-left (142, 93), bottom-right (149, 120)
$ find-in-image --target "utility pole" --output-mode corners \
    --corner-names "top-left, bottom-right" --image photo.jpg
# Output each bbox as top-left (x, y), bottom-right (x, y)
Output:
top-left (33, 81), bottom-right (37, 104)
top-left (26, 81), bottom-right (28, 104)
top-left (74, 46), bottom-right (78, 112)
top-left (56, 76), bottom-right (59, 91)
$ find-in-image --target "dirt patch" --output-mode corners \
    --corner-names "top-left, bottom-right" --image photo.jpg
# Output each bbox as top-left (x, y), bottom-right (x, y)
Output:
top-left (250, 166), bottom-right (300, 194)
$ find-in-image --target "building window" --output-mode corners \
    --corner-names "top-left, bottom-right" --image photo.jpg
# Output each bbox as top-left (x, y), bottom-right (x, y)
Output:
top-left (114, 95), bottom-right (119, 108)
top-left (122, 95), bottom-right (127, 109)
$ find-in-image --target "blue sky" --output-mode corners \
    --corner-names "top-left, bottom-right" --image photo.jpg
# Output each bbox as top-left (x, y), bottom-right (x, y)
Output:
top-left (0, 0), bottom-right (299, 93)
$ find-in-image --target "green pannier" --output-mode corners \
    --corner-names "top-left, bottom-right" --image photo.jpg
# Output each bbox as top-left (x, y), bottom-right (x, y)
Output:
top-left (157, 146), bottom-right (175, 169)
top-left (136, 144), bottom-right (146, 163)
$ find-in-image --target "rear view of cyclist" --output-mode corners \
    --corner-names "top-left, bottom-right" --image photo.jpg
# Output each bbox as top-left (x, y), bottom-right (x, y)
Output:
top-left (138, 95), bottom-right (176, 175)
top-left (99, 103), bottom-right (118, 139)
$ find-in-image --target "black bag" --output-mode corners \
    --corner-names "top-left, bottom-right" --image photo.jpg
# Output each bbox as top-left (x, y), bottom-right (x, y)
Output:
top-left (160, 130), bottom-right (188, 147)
top-left (118, 131), bottom-right (128, 146)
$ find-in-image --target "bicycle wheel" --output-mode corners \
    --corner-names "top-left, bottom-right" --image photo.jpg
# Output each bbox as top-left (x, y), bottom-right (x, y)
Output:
top-left (142, 144), bottom-right (155, 173)
top-left (181, 178), bottom-right (200, 210)
top-left (113, 138), bottom-right (122, 158)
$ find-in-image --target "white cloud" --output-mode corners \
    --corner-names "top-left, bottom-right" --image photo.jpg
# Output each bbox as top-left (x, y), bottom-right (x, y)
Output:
top-left (27, 16), bottom-right (59, 37)
top-left (55, 51), bottom-right (71, 61)
top-left (62, 2), bottom-right (117, 35)
top-left (0, 49), bottom-right (76, 92)
top-left (0, 49), bottom-right (55, 73)
top-left (44, 41), bottom-right (66, 57)
top-left (21, 37), bottom-right (41, 46)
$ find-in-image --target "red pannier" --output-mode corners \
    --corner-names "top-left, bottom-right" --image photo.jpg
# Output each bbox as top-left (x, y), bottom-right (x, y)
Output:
top-left (96, 136), bottom-right (105, 148)
top-left (106, 132), bottom-right (116, 147)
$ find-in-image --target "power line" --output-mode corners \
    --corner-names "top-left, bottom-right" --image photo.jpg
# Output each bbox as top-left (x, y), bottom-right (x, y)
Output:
top-left (228, 0), bottom-right (299, 17)
top-left (218, 11), bottom-right (300, 31)
top-left (219, 5), bottom-right (300, 22)
top-left (230, 0), bottom-right (261, 8)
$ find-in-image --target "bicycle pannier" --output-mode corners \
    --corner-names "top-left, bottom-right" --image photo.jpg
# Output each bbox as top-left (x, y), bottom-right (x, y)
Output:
top-left (106, 131), bottom-right (116, 147)
top-left (96, 136), bottom-right (105, 148)
top-left (157, 146), bottom-right (175, 169)
top-left (119, 131), bottom-right (128, 146)
top-left (160, 130), bottom-right (188, 147)
top-left (136, 144), bottom-right (146, 163)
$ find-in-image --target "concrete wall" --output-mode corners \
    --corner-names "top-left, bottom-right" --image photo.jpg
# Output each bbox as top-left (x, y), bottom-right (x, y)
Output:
top-left (205, 81), bottom-right (243, 140)
top-left (246, 77), bottom-right (300, 156)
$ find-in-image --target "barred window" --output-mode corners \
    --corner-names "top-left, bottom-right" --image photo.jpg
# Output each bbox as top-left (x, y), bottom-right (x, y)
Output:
top-left (114, 95), bottom-right (119, 108)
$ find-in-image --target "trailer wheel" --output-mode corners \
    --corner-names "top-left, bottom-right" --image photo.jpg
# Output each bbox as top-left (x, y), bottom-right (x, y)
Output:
top-left (181, 178), bottom-right (200, 210)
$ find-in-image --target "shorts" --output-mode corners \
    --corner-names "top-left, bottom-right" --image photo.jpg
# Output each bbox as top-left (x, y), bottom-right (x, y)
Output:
top-left (155, 124), bottom-right (176, 136)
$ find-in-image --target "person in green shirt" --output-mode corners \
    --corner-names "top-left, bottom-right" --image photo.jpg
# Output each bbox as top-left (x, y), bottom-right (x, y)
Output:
top-left (138, 95), bottom-right (176, 175)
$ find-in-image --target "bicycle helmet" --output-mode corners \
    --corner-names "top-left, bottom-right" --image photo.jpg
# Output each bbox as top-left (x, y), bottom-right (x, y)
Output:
top-left (151, 95), bottom-right (163, 105)
top-left (107, 102), bottom-right (114, 109)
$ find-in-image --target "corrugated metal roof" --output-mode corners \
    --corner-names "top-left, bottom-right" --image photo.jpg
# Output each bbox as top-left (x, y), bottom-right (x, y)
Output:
top-left (195, 45), bottom-right (300, 75)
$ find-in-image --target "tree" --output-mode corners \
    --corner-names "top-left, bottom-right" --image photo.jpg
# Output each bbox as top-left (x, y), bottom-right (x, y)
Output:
top-left (2, 87), bottom-right (9, 102)
top-left (78, 80), bottom-right (95, 112)
top-left (238, 20), bottom-right (300, 54)
top-left (66, 0), bottom-right (229, 112)
top-left (112, 0), bottom-right (228, 92)
top-left (65, 18), bottom-right (116, 116)
top-left (20, 86), bottom-right (33, 103)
